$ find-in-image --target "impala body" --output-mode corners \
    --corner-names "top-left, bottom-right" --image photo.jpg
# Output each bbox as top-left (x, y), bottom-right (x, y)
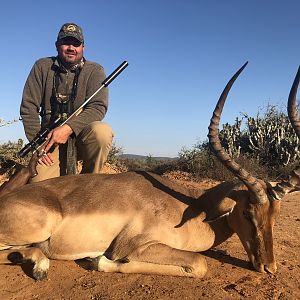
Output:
top-left (0, 64), bottom-right (299, 280)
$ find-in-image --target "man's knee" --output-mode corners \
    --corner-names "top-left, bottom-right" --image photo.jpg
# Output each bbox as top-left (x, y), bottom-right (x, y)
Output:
top-left (78, 122), bottom-right (113, 146)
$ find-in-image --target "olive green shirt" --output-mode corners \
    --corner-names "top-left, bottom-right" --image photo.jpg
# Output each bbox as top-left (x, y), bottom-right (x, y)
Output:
top-left (20, 57), bottom-right (108, 141)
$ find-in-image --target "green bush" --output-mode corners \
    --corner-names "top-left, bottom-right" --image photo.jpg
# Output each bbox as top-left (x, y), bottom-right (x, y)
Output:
top-left (0, 139), bottom-right (28, 177)
top-left (219, 104), bottom-right (300, 167)
top-left (120, 155), bottom-right (177, 174)
top-left (177, 145), bottom-right (268, 182)
top-left (0, 139), bottom-right (27, 164)
top-left (176, 104), bottom-right (300, 181)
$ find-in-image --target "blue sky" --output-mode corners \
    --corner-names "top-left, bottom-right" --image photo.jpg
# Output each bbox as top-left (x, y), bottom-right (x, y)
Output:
top-left (0, 0), bottom-right (299, 157)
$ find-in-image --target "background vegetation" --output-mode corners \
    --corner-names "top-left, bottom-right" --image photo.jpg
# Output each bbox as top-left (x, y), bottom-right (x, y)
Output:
top-left (1, 104), bottom-right (299, 182)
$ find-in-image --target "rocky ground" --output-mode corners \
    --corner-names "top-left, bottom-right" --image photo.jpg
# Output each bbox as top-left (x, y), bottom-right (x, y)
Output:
top-left (0, 168), bottom-right (299, 299)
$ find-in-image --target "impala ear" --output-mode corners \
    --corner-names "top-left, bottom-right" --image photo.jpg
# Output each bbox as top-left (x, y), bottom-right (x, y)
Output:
top-left (28, 152), bottom-right (39, 178)
top-left (204, 197), bottom-right (236, 223)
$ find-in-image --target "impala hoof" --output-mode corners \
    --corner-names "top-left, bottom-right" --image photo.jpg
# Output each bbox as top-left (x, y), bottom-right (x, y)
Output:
top-left (33, 268), bottom-right (48, 281)
top-left (89, 256), bottom-right (101, 270)
top-left (33, 258), bottom-right (50, 280)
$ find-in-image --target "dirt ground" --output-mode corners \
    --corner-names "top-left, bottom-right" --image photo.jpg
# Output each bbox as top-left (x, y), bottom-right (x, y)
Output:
top-left (0, 171), bottom-right (299, 300)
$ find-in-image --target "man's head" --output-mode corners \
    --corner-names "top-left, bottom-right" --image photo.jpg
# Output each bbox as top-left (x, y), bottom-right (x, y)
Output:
top-left (55, 23), bottom-right (85, 67)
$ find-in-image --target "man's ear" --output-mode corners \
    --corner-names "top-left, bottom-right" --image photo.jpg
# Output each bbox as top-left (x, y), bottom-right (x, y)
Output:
top-left (55, 41), bottom-right (59, 51)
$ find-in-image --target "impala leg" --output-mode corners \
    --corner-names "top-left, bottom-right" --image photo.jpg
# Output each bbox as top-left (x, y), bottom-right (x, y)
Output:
top-left (95, 243), bottom-right (207, 278)
top-left (0, 247), bottom-right (49, 280)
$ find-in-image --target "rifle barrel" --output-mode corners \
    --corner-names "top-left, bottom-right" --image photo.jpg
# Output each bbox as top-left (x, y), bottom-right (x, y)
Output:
top-left (60, 60), bottom-right (129, 127)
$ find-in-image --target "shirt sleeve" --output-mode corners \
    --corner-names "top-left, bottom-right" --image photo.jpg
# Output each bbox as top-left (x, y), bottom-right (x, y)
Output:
top-left (20, 62), bottom-right (43, 142)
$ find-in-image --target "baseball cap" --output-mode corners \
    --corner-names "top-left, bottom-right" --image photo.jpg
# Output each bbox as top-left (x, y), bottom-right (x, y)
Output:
top-left (57, 23), bottom-right (84, 43)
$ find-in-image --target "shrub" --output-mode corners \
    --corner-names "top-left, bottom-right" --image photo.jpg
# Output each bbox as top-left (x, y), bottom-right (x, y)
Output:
top-left (176, 104), bottom-right (300, 181)
top-left (219, 104), bottom-right (300, 168)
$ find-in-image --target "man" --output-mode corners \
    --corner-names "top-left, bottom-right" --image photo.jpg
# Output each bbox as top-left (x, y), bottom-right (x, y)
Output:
top-left (20, 23), bottom-right (113, 182)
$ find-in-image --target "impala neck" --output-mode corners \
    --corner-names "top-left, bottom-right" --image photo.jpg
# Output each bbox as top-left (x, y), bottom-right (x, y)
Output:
top-left (209, 215), bottom-right (234, 247)
top-left (187, 211), bottom-right (234, 251)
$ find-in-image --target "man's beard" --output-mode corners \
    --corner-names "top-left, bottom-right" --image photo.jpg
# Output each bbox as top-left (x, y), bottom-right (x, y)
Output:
top-left (58, 55), bottom-right (84, 71)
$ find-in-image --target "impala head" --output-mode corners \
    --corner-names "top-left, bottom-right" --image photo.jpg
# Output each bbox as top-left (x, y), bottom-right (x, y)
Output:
top-left (208, 63), bottom-right (300, 274)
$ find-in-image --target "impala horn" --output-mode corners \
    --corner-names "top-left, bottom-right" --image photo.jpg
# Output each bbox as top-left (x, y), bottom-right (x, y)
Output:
top-left (270, 66), bottom-right (300, 200)
top-left (208, 62), bottom-right (268, 204)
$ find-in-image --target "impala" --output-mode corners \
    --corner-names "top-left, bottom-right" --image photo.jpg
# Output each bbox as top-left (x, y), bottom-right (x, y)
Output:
top-left (0, 64), bottom-right (299, 280)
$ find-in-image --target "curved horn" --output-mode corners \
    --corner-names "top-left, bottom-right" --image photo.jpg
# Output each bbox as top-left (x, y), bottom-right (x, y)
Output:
top-left (287, 66), bottom-right (300, 138)
top-left (270, 66), bottom-right (300, 200)
top-left (208, 62), bottom-right (267, 204)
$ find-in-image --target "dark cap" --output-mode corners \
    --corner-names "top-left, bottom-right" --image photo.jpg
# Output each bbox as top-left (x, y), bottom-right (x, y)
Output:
top-left (57, 23), bottom-right (84, 43)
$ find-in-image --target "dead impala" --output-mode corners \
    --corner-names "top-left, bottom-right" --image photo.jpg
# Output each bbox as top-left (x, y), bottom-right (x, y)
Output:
top-left (0, 64), bottom-right (299, 280)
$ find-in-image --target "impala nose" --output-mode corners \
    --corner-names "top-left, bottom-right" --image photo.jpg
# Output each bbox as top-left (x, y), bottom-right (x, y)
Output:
top-left (252, 260), bottom-right (277, 274)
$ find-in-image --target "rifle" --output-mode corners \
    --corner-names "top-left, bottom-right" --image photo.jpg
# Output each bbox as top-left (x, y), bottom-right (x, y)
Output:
top-left (18, 61), bottom-right (129, 158)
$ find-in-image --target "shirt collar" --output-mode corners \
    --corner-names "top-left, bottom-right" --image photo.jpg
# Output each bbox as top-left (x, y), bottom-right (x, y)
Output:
top-left (54, 56), bottom-right (85, 72)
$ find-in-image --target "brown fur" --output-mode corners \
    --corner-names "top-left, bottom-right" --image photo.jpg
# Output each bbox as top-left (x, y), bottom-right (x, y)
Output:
top-left (0, 170), bottom-right (282, 280)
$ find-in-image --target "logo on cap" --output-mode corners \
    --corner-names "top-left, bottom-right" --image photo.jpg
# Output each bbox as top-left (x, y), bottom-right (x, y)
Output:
top-left (65, 24), bottom-right (77, 32)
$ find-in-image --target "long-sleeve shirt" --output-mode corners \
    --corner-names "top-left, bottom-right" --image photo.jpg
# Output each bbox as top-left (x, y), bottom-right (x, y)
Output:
top-left (20, 57), bottom-right (108, 141)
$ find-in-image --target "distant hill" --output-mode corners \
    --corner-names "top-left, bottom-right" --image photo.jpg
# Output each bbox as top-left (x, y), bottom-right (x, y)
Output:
top-left (119, 154), bottom-right (177, 161)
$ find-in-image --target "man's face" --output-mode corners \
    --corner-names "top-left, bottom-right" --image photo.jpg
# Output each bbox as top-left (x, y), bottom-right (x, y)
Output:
top-left (56, 37), bottom-right (84, 65)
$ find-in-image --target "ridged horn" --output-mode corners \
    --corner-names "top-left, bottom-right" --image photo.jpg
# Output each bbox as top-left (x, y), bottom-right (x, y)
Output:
top-left (208, 62), bottom-right (268, 204)
top-left (287, 66), bottom-right (300, 138)
top-left (270, 66), bottom-right (300, 200)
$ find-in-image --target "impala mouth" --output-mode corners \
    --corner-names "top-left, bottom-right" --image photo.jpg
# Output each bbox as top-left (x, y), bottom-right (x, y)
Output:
top-left (252, 260), bottom-right (265, 273)
top-left (250, 256), bottom-right (277, 274)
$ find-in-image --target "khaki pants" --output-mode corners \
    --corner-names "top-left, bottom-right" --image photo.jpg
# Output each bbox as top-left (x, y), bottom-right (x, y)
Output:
top-left (30, 122), bottom-right (113, 183)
